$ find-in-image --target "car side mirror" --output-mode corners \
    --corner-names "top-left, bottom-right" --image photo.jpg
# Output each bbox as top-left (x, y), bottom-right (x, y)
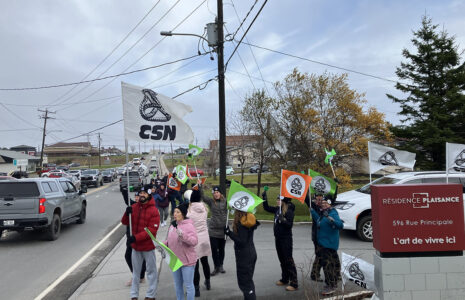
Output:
top-left (80, 185), bottom-right (88, 194)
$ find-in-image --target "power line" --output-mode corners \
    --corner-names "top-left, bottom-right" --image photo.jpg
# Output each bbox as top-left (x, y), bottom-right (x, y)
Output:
top-left (0, 53), bottom-right (208, 91)
top-left (225, 0), bottom-right (268, 69)
top-left (57, 119), bottom-right (123, 143)
top-left (0, 103), bottom-right (42, 128)
top-left (0, 128), bottom-right (39, 132)
top-left (48, 0), bottom-right (163, 105)
top-left (0, 96), bottom-right (118, 107)
top-left (240, 41), bottom-right (399, 84)
top-left (227, 0), bottom-right (258, 41)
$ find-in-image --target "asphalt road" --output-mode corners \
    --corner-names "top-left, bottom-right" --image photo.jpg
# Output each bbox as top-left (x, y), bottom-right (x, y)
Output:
top-left (0, 182), bottom-right (127, 300)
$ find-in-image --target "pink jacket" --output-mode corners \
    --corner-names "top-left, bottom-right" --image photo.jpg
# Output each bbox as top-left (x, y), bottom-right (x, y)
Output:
top-left (165, 218), bottom-right (198, 267)
top-left (187, 202), bottom-right (212, 257)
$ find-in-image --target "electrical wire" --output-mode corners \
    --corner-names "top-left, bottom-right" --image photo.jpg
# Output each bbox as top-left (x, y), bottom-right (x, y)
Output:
top-left (224, 0), bottom-right (268, 70)
top-left (0, 103), bottom-right (42, 129)
top-left (48, 0), bottom-right (163, 105)
top-left (226, 0), bottom-right (258, 42)
top-left (239, 41), bottom-right (399, 84)
top-left (0, 53), bottom-right (207, 92)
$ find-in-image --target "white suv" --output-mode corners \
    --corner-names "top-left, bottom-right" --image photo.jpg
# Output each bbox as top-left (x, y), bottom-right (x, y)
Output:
top-left (334, 171), bottom-right (465, 242)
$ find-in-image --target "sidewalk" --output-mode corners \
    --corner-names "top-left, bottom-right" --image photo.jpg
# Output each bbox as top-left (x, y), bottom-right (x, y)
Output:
top-left (70, 222), bottom-right (371, 300)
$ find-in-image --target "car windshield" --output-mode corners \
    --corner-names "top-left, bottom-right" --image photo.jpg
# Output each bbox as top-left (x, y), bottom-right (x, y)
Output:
top-left (357, 176), bottom-right (402, 194)
top-left (103, 171), bottom-right (111, 175)
top-left (69, 170), bottom-right (79, 173)
top-left (82, 170), bottom-right (97, 175)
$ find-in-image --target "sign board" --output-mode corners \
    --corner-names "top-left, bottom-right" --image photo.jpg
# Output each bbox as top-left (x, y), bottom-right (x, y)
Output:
top-left (372, 184), bottom-right (465, 253)
top-left (13, 159), bottom-right (28, 166)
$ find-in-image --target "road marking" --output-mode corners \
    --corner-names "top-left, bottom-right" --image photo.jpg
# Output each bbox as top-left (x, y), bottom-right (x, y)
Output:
top-left (85, 184), bottom-right (110, 196)
top-left (33, 223), bottom-right (122, 300)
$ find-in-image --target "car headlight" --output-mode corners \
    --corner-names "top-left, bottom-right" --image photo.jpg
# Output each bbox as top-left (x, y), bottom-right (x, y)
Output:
top-left (92, 176), bottom-right (96, 180)
top-left (334, 202), bottom-right (355, 210)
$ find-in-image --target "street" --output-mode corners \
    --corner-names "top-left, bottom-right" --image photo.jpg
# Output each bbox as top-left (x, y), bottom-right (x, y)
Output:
top-left (0, 182), bottom-right (127, 300)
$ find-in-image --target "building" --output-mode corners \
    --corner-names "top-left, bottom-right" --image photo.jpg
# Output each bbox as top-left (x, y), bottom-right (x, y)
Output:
top-left (44, 142), bottom-right (97, 157)
top-left (174, 147), bottom-right (189, 155)
top-left (9, 145), bottom-right (37, 156)
top-left (0, 149), bottom-right (40, 173)
top-left (226, 145), bottom-right (258, 168)
top-left (209, 135), bottom-right (260, 150)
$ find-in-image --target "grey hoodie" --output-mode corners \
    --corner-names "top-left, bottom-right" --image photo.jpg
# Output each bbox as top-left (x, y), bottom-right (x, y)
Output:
top-left (201, 188), bottom-right (228, 239)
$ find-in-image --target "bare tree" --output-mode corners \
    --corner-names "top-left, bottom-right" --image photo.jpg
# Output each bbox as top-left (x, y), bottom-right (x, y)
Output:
top-left (228, 112), bottom-right (253, 184)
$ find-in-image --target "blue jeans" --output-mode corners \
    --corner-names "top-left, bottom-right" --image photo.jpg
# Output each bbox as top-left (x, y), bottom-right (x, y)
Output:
top-left (172, 265), bottom-right (195, 300)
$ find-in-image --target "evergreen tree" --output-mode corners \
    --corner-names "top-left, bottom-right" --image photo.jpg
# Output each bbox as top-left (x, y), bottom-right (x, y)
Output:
top-left (387, 16), bottom-right (465, 170)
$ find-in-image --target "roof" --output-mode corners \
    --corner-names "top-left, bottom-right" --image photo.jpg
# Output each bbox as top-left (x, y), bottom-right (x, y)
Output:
top-left (0, 149), bottom-right (39, 160)
top-left (10, 145), bottom-right (36, 150)
top-left (209, 135), bottom-right (260, 149)
top-left (47, 142), bottom-right (91, 148)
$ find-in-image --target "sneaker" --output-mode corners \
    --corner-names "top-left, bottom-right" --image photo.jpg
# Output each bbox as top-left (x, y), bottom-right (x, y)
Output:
top-left (195, 286), bottom-right (200, 297)
top-left (161, 222), bottom-right (165, 227)
top-left (211, 267), bottom-right (220, 276)
top-left (321, 285), bottom-right (336, 296)
top-left (286, 286), bottom-right (297, 291)
top-left (276, 280), bottom-right (287, 286)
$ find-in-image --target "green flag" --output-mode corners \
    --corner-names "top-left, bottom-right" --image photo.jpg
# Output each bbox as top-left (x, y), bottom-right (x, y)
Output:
top-left (324, 148), bottom-right (336, 164)
top-left (174, 165), bottom-right (188, 184)
top-left (227, 180), bottom-right (263, 213)
top-left (308, 169), bottom-right (337, 197)
top-left (188, 144), bottom-right (203, 159)
top-left (145, 228), bottom-right (183, 272)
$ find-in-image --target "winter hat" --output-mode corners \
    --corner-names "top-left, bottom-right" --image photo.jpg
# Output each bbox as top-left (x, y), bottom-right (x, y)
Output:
top-left (282, 197), bottom-right (292, 203)
top-left (176, 202), bottom-right (189, 218)
top-left (183, 190), bottom-right (192, 201)
top-left (140, 185), bottom-right (152, 195)
top-left (190, 189), bottom-right (201, 202)
top-left (212, 186), bottom-right (221, 193)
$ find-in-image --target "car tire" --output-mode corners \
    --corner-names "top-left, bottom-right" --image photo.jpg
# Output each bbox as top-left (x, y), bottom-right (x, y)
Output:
top-left (77, 204), bottom-right (86, 224)
top-left (46, 213), bottom-right (61, 241)
top-left (356, 215), bottom-right (373, 242)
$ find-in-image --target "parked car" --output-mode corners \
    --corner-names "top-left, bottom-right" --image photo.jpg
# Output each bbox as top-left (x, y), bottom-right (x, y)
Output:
top-left (102, 170), bottom-right (114, 183)
top-left (189, 168), bottom-right (205, 177)
top-left (116, 167), bottom-right (126, 176)
top-left (249, 164), bottom-right (270, 173)
top-left (56, 165), bottom-right (69, 172)
top-left (80, 169), bottom-right (104, 187)
top-left (68, 162), bottom-right (81, 168)
top-left (151, 156), bottom-right (157, 162)
top-left (133, 158), bottom-right (141, 165)
top-left (215, 166), bottom-right (234, 175)
top-left (42, 170), bottom-right (66, 177)
top-left (68, 170), bottom-right (81, 179)
top-left (119, 171), bottom-right (144, 191)
top-left (10, 171), bottom-right (29, 179)
top-left (39, 163), bottom-right (56, 174)
top-left (334, 171), bottom-right (465, 242)
top-left (0, 178), bottom-right (87, 240)
top-left (149, 165), bottom-right (158, 173)
top-left (108, 168), bottom-right (117, 179)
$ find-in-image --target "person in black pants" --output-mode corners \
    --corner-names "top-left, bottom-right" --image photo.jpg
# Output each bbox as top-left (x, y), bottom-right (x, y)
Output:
top-left (305, 191), bottom-right (324, 281)
top-left (224, 211), bottom-right (259, 300)
top-left (121, 189), bottom-right (146, 286)
top-left (262, 191), bottom-right (298, 291)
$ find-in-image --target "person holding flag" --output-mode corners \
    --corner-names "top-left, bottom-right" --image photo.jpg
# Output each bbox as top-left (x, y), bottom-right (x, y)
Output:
top-left (154, 183), bottom-right (170, 227)
top-left (121, 185), bottom-right (160, 300)
top-left (165, 202), bottom-right (198, 300)
top-left (225, 180), bottom-right (262, 300)
top-left (262, 189), bottom-right (299, 291)
top-left (168, 172), bottom-right (183, 218)
top-left (310, 199), bottom-right (344, 296)
top-left (201, 185), bottom-right (228, 276)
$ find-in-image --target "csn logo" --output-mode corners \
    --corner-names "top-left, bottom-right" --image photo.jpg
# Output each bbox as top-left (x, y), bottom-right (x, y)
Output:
top-left (138, 89), bottom-right (176, 141)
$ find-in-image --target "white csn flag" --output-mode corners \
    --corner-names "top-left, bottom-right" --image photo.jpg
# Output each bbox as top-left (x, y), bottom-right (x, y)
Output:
top-left (121, 82), bottom-right (194, 144)
top-left (341, 252), bottom-right (376, 292)
top-left (368, 142), bottom-right (416, 174)
top-left (446, 142), bottom-right (465, 174)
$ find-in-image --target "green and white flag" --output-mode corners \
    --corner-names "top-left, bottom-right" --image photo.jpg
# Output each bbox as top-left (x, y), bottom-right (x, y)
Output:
top-left (308, 169), bottom-right (337, 197)
top-left (174, 165), bottom-right (188, 184)
top-left (145, 228), bottom-right (183, 272)
top-left (324, 148), bottom-right (336, 165)
top-left (188, 144), bottom-right (203, 159)
top-left (227, 180), bottom-right (263, 213)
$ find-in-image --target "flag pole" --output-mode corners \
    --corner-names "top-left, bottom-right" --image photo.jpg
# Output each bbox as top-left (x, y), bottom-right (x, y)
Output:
top-left (193, 158), bottom-right (200, 181)
top-left (225, 209), bottom-right (229, 241)
top-left (329, 161), bottom-right (336, 178)
top-left (125, 139), bottom-right (132, 233)
top-left (446, 142), bottom-right (449, 184)
top-left (279, 169), bottom-right (283, 214)
top-left (368, 141), bottom-right (372, 184)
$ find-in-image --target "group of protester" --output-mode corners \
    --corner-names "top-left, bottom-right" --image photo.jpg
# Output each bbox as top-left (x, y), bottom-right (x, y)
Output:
top-left (121, 173), bottom-right (343, 300)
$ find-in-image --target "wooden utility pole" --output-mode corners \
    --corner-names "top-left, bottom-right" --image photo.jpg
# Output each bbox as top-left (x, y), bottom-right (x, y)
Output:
top-left (38, 108), bottom-right (55, 171)
top-left (217, 0), bottom-right (227, 194)
top-left (97, 132), bottom-right (102, 168)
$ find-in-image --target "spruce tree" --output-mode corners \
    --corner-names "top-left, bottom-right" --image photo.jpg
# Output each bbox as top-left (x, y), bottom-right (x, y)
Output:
top-left (387, 16), bottom-right (465, 170)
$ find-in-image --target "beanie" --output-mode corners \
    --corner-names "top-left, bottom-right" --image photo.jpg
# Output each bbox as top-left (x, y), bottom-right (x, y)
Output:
top-left (190, 189), bottom-right (201, 202)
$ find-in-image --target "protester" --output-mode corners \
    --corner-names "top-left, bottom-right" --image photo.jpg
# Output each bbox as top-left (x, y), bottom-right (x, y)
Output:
top-left (165, 202), bottom-right (198, 300)
top-left (305, 191), bottom-right (324, 282)
top-left (168, 173), bottom-right (183, 217)
top-left (186, 187), bottom-right (212, 297)
top-left (224, 211), bottom-right (260, 300)
top-left (121, 189), bottom-right (146, 286)
top-left (154, 183), bottom-right (170, 227)
top-left (262, 192), bottom-right (298, 291)
top-left (201, 186), bottom-right (228, 276)
top-left (310, 199), bottom-right (344, 295)
top-left (121, 185), bottom-right (160, 300)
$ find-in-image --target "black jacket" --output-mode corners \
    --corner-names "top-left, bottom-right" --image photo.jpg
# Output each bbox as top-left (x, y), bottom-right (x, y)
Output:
top-left (227, 215), bottom-right (260, 252)
top-left (263, 198), bottom-right (295, 239)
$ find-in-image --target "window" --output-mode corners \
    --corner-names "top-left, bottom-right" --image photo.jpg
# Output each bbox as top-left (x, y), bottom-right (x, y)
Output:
top-left (59, 181), bottom-right (69, 192)
top-left (404, 179), bottom-right (422, 184)
top-left (66, 182), bottom-right (76, 193)
top-left (41, 182), bottom-right (52, 193)
top-left (422, 177), bottom-right (447, 184)
top-left (0, 182), bottom-right (40, 197)
top-left (48, 181), bottom-right (59, 192)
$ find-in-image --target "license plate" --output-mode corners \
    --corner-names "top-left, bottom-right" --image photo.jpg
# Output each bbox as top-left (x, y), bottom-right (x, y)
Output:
top-left (3, 220), bottom-right (14, 226)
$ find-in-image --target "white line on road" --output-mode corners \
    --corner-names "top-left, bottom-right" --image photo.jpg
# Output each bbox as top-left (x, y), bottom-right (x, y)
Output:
top-left (33, 223), bottom-right (122, 300)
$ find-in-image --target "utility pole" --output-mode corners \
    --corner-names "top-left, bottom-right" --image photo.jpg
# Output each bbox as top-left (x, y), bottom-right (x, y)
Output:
top-left (97, 132), bottom-right (102, 168)
top-left (217, 0), bottom-right (227, 194)
top-left (86, 134), bottom-right (91, 168)
top-left (38, 108), bottom-right (55, 171)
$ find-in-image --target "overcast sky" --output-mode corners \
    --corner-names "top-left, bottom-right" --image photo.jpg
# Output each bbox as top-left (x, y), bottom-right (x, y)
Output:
top-left (0, 0), bottom-right (464, 152)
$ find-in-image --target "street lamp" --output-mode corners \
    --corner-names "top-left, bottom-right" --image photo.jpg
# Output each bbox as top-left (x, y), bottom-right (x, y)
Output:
top-left (160, 6), bottom-right (227, 194)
